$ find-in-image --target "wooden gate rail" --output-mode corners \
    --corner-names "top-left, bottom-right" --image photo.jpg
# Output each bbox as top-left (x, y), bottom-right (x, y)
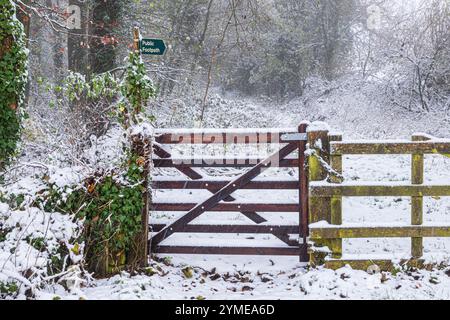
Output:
top-left (155, 128), bottom-right (299, 144)
top-left (151, 180), bottom-right (299, 190)
top-left (308, 132), bottom-right (450, 270)
top-left (153, 158), bottom-right (299, 168)
top-left (150, 125), bottom-right (310, 260)
top-left (155, 246), bottom-right (300, 255)
top-left (151, 142), bottom-right (297, 245)
top-left (149, 224), bottom-right (299, 233)
top-left (152, 203), bottom-right (300, 212)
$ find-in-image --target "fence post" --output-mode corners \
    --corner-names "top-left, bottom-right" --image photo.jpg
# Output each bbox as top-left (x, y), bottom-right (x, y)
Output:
top-left (307, 125), bottom-right (332, 265)
top-left (298, 122), bottom-right (309, 261)
top-left (129, 132), bottom-right (152, 269)
top-left (411, 134), bottom-right (426, 258)
top-left (328, 133), bottom-right (343, 259)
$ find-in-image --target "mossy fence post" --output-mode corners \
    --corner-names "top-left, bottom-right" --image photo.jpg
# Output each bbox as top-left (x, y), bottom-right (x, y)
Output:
top-left (328, 133), bottom-right (343, 259)
top-left (307, 127), bottom-right (332, 265)
top-left (411, 133), bottom-right (428, 258)
top-left (129, 131), bottom-right (152, 269)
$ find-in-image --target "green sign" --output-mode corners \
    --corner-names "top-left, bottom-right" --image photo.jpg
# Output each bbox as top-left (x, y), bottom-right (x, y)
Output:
top-left (140, 38), bottom-right (167, 55)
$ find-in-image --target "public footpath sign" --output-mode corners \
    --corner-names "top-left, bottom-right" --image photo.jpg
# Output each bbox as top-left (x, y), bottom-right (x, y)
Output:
top-left (140, 38), bottom-right (167, 55)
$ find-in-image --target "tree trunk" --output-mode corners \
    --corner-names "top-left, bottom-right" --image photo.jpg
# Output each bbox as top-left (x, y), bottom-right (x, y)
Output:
top-left (68, 0), bottom-right (90, 76)
top-left (89, 0), bottom-right (121, 74)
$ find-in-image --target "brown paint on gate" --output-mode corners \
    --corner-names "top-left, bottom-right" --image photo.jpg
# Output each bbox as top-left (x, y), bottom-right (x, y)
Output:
top-left (150, 125), bottom-right (310, 261)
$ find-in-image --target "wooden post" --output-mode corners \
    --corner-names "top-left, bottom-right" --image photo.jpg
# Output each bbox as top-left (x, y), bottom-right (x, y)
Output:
top-left (328, 133), bottom-right (343, 259)
top-left (133, 26), bottom-right (140, 53)
top-left (307, 126), bottom-right (331, 265)
top-left (128, 133), bottom-right (151, 269)
top-left (298, 122), bottom-right (309, 261)
top-left (411, 134), bottom-right (426, 258)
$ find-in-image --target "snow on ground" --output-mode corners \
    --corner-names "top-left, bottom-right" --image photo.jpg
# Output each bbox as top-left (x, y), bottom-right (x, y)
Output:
top-left (35, 257), bottom-right (450, 300)
top-left (0, 203), bottom-right (83, 299)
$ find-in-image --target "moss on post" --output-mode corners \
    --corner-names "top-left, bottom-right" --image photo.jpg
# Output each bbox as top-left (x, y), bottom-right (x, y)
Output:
top-left (329, 134), bottom-right (343, 259)
top-left (307, 127), bottom-right (333, 263)
top-left (411, 134), bottom-right (426, 258)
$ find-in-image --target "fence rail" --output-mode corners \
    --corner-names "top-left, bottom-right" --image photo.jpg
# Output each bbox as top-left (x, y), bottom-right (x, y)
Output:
top-left (308, 131), bottom-right (450, 270)
top-left (310, 183), bottom-right (450, 197)
top-left (331, 141), bottom-right (450, 155)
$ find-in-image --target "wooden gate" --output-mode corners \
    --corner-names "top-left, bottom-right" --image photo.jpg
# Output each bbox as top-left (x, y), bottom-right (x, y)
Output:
top-left (150, 123), bottom-right (309, 261)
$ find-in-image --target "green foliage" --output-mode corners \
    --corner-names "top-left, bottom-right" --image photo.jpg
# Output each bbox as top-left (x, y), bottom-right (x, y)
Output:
top-left (64, 71), bottom-right (120, 103)
top-left (0, 1), bottom-right (28, 169)
top-left (43, 153), bottom-right (147, 275)
top-left (45, 51), bottom-right (155, 128)
top-left (0, 281), bottom-right (19, 298)
top-left (0, 227), bottom-right (11, 243)
top-left (120, 51), bottom-right (156, 125)
top-left (26, 236), bottom-right (46, 252)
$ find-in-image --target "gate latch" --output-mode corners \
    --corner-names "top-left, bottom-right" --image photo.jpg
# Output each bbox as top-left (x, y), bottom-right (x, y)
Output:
top-left (280, 133), bottom-right (307, 142)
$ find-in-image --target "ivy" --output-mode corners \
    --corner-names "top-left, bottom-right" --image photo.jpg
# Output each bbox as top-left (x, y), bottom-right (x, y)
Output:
top-left (121, 51), bottom-right (155, 124)
top-left (63, 71), bottom-right (120, 103)
top-left (38, 152), bottom-right (146, 276)
top-left (0, 281), bottom-right (19, 298)
top-left (44, 51), bottom-right (155, 129)
top-left (0, 1), bottom-right (28, 170)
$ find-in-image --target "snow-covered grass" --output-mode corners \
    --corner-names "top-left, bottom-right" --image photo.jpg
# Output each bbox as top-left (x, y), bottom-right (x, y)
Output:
top-left (184, 77), bottom-right (450, 140)
top-left (0, 203), bottom-right (84, 299)
top-left (33, 257), bottom-right (450, 300)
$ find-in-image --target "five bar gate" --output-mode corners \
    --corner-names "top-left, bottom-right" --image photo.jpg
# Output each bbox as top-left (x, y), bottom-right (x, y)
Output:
top-left (150, 124), bottom-right (310, 261)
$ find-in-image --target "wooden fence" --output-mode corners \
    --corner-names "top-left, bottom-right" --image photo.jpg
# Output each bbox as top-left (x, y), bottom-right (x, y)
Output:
top-left (308, 129), bottom-right (450, 270)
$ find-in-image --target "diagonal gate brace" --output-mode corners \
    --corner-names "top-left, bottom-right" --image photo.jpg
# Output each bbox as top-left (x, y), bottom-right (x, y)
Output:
top-left (150, 142), bottom-right (298, 248)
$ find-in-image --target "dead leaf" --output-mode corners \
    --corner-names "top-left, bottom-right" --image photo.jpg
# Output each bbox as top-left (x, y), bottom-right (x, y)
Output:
top-left (182, 267), bottom-right (194, 279)
top-left (210, 273), bottom-right (221, 281)
top-left (136, 157), bottom-right (146, 167)
top-left (87, 183), bottom-right (95, 193)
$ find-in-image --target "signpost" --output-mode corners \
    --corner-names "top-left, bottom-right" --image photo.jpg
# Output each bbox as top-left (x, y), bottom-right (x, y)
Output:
top-left (133, 27), bottom-right (167, 56)
top-left (130, 27), bottom-right (167, 268)
top-left (140, 38), bottom-right (167, 56)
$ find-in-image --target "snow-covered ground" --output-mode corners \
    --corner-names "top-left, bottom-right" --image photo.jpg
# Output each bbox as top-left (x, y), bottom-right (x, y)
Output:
top-left (35, 257), bottom-right (450, 300)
